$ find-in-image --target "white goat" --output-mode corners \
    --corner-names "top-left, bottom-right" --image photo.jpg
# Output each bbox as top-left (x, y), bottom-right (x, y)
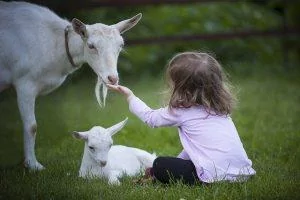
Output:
top-left (72, 118), bottom-right (156, 185)
top-left (0, 1), bottom-right (142, 170)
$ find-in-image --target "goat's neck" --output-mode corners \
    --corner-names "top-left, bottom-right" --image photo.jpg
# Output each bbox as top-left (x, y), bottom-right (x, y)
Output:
top-left (66, 29), bottom-right (85, 69)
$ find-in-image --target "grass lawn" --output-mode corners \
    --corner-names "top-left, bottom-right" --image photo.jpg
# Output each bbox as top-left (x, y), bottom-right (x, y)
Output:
top-left (0, 65), bottom-right (299, 199)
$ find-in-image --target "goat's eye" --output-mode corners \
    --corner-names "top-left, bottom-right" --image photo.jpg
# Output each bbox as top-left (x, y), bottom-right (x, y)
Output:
top-left (89, 146), bottom-right (95, 151)
top-left (87, 43), bottom-right (95, 49)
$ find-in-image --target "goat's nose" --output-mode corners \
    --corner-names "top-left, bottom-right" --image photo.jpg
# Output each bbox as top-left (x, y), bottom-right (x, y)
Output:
top-left (108, 75), bottom-right (118, 85)
top-left (100, 161), bottom-right (107, 167)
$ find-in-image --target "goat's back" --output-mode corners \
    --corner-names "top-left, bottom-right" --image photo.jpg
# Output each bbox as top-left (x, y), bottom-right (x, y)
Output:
top-left (0, 1), bottom-right (67, 30)
top-left (107, 145), bottom-right (156, 176)
top-left (0, 1), bottom-right (69, 71)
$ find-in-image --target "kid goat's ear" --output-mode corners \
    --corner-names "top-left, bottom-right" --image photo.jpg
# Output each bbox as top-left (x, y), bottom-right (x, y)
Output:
top-left (107, 118), bottom-right (128, 136)
top-left (72, 131), bottom-right (88, 141)
top-left (71, 18), bottom-right (88, 39)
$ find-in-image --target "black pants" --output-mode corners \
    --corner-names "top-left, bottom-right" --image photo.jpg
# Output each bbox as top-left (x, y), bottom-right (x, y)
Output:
top-left (152, 156), bottom-right (200, 185)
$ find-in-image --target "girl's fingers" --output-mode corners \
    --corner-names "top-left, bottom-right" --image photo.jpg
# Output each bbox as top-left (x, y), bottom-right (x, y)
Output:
top-left (107, 84), bottom-right (127, 95)
top-left (118, 86), bottom-right (125, 92)
top-left (107, 84), bottom-right (119, 91)
top-left (118, 87), bottom-right (128, 95)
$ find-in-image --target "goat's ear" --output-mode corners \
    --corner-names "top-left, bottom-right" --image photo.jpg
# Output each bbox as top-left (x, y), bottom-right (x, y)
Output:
top-left (112, 13), bottom-right (142, 34)
top-left (107, 118), bottom-right (128, 136)
top-left (72, 131), bottom-right (88, 141)
top-left (72, 18), bottom-right (88, 39)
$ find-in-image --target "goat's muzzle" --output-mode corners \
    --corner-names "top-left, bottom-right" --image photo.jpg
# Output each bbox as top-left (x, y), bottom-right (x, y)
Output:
top-left (107, 75), bottom-right (119, 85)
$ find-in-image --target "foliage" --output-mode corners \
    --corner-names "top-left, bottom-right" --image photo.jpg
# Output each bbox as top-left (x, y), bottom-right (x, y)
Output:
top-left (71, 2), bottom-right (294, 78)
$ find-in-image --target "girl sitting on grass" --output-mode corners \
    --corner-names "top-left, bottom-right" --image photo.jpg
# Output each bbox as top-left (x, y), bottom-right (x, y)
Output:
top-left (108, 52), bottom-right (255, 185)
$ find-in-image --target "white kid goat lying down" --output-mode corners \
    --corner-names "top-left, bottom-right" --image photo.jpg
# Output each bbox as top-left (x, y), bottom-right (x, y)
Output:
top-left (72, 118), bottom-right (156, 185)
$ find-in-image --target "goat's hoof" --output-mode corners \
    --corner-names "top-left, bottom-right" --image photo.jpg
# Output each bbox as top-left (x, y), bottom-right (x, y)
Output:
top-left (24, 160), bottom-right (45, 171)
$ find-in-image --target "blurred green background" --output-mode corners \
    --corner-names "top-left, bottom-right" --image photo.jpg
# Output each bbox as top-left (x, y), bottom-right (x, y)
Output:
top-left (26, 0), bottom-right (297, 79)
top-left (68, 0), bottom-right (299, 78)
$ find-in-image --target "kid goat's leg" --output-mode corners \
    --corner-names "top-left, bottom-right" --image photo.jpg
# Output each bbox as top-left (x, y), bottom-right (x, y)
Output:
top-left (16, 84), bottom-right (44, 170)
top-left (108, 170), bottom-right (122, 185)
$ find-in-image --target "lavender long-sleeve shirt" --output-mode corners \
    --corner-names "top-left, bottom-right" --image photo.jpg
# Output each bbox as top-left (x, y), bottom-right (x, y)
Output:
top-left (128, 95), bottom-right (256, 183)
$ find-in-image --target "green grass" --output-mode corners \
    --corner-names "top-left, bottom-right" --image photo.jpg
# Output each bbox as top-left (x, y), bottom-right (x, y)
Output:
top-left (0, 65), bottom-right (299, 199)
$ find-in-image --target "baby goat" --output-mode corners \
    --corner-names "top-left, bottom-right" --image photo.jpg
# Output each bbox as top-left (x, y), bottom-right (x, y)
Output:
top-left (72, 118), bottom-right (156, 185)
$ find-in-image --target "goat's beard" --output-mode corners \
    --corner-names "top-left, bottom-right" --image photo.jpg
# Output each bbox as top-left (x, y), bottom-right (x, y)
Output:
top-left (95, 77), bottom-right (107, 107)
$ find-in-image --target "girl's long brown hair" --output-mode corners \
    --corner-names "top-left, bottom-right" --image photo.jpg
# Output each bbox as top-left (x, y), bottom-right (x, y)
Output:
top-left (166, 52), bottom-right (236, 115)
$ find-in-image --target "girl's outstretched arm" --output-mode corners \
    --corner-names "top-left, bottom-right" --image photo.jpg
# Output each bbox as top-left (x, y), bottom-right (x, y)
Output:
top-left (107, 84), bottom-right (181, 128)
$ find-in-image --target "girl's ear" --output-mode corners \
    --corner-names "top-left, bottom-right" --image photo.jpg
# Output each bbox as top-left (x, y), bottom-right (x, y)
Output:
top-left (72, 131), bottom-right (88, 141)
top-left (107, 118), bottom-right (128, 136)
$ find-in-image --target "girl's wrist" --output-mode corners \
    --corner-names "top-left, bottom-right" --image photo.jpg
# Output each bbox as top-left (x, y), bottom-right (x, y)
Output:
top-left (126, 94), bottom-right (135, 102)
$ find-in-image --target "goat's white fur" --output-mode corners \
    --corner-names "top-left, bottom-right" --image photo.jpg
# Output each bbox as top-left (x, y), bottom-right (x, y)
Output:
top-left (0, 1), bottom-right (142, 170)
top-left (73, 118), bottom-right (156, 185)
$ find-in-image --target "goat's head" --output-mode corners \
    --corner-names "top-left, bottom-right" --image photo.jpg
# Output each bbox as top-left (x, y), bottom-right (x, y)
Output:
top-left (72, 118), bottom-right (128, 167)
top-left (71, 14), bottom-right (142, 107)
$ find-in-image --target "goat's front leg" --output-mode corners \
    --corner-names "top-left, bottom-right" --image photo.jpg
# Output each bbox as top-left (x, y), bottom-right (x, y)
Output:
top-left (16, 84), bottom-right (44, 170)
top-left (108, 170), bottom-right (122, 185)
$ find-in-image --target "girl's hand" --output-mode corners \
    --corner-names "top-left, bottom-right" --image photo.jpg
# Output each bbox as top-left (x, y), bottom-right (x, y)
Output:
top-left (107, 84), bottom-right (134, 101)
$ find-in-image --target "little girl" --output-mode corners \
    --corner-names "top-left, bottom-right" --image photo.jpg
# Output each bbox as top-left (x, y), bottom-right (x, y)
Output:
top-left (108, 52), bottom-right (255, 184)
